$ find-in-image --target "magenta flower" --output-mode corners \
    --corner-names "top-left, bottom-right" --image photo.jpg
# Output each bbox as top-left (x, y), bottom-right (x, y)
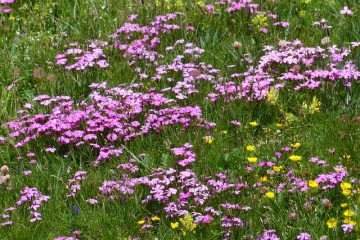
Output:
top-left (297, 232), bottom-right (311, 240)
top-left (340, 6), bottom-right (353, 15)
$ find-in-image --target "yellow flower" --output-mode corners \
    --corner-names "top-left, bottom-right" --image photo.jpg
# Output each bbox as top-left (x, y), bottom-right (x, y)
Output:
top-left (291, 142), bottom-right (301, 148)
top-left (137, 220), bottom-right (145, 225)
top-left (221, 130), bottom-right (228, 134)
top-left (343, 210), bottom-right (355, 217)
top-left (203, 136), bottom-right (214, 144)
top-left (309, 96), bottom-right (321, 113)
top-left (265, 191), bottom-right (275, 199)
top-left (175, 0), bottom-right (184, 8)
top-left (299, 10), bottom-right (307, 17)
top-left (308, 180), bottom-right (318, 188)
top-left (151, 216), bottom-right (160, 221)
top-left (247, 157), bottom-right (258, 163)
top-left (289, 155), bottom-right (302, 161)
top-left (246, 145), bottom-right (256, 151)
top-left (301, 0), bottom-right (312, 4)
top-left (342, 189), bottom-right (352, 196)
top-left (260, 176), bottom-right (269, 182)
top-left (251, 13), bottom-right (268, 31)
top-left (341, 182), bottom-right (352, 190)
top-left (275, 123), bottom-right (283, 128)
top-left (341, 203), bottom-right (348, 208)
top-left (285, 112), bottom-right (297, 123)
top-left (340, 182), bottom-right (352, 196)
top-left (197, 0), bottom-right (205, 7)
top-left (343, 218), bottom-right (356, 225)
top-left (179, 214), bottom-right (197, 235)
top-left (327, 218), bottom-right (337, 228)
top-left (266, 87), bottom-right (278, 104)
top-left (171, 222), bottom-right (179, 229)
top-left (343, 154), bottom-right (351, 160)
top-left (272, 165), bottom-right (283, 172)
top-left (249, 121), bottom-right (259, 127)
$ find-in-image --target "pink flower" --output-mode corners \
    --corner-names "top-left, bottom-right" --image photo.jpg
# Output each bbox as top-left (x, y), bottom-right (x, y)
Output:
top-left (23, 170), bottom-right (32, 176)
top-left (340, 6), bottom-right (353, 15)
top-left (45, 146), bottom-right (56, 153)
top-left (342, 224), bottom-right (354, 233)
top-left (86, 198), bottom-right (98, 205)
top-left (0, 220), bottom-right (13, 226)
top-left (201, 214), bottom-right (213, 223)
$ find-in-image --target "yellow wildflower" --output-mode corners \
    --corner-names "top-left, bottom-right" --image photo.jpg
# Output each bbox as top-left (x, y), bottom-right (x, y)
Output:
top-left (327, 218), bottom-right (337, 228)
top-left (308, 180), bottom-right (318, 188)
top-left (289, 155), bottom-right (302, 162)
top-left (203, 136), bottom-right (214, 144)
top-left (151, 216), bottom-right (160, 221)
top-left (343, 218), bottom-right (356, 225)
top-left (342, 188), bottom-right (352, 196)
top-left (137, 220), bottom-right (145, 225)
top-left (309, 96), bottom-right (321, 113)
top-left (343, 210), bottom-right (355, 217)
top-left (246, 145), bottom-right (256, 152)
top-left (179, 214), bottom-right (197, 235)
top-left (285, 112), bottom-right (297, 123)
top-left (265, 191), bottom-right (275, 199)
top-left (299, 10), bottom-right (307, 17)
top-left (291, 142), bottom-right (301, 148)
top-left (341, 203), bottom-right (348, 208)
top-left (266, 87), bottom-right (278, 104)
top-left (341, 182), bottom-right (352, 196)
top-left (249, 121), bottom-right (259, 127)
top-left (197, 0), bottom-right (205, 7)
top-left (247, 157), bottom-right (258, 163)
top-left (272, 165), bottom-right (283, 172)
top-left (251, 13), bottom-right (268, 31)
top-left (341, 182), bottom-right (352, 190)
top-left (175, 0), bottom-right (184, 8)
top-left (171, 222), bottom-right (179, 229)
top-left (260, 176), bottom-right (269, 182)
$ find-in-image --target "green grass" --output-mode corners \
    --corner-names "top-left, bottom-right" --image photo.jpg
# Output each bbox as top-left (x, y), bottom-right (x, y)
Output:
top-left (1, 0), bottom-right (360, 239)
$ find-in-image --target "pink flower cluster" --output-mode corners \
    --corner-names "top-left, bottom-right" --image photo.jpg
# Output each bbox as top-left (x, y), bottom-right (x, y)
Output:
top-left (16, 187), bottom-right (50, 223)
top-left (94, 142), bottom-right (354, 238)
top-left (1, 187), bottom-right (49, 226)
top-left (171, 143), bottom-right (196, 167)
top-left (7, 82), bottom-right (214, 166)
top-left (55, 41), bottom-right (109, 70)
top-left (66, 171), bottom-right (87, 198)
top-left (0, 0), bottom-right (14, 13)
top-left (258, 229), bottom-right (280, 240)
top-left (111, 13), bottom-right (180, 66)
top-left (56, 13), bottom-right (182, 71)
top-left (54, 230), bottom-right (80, 240)
top-left (210, 0), bottom-right (274, 16)
top-left (210, 40), bottom-right (360, 101)
top-left (340, 6), bottom-right (353, 16)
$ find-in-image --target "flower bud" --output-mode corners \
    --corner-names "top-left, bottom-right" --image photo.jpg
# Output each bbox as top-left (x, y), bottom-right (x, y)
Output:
top-left (1, 165), bottom-right (9, 175)
top-left (233, 41), bottom-right (242, 49)
top-left (321, 198), bottom-right (332, 209)
top-left (303, 201), bottom-right (312, 211)
top-left (289, 212), bottom-right (297, 221)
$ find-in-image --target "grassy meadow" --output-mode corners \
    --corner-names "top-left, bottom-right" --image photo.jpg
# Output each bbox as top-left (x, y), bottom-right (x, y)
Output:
top-left (1, 0), bottom-right (360, 239)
